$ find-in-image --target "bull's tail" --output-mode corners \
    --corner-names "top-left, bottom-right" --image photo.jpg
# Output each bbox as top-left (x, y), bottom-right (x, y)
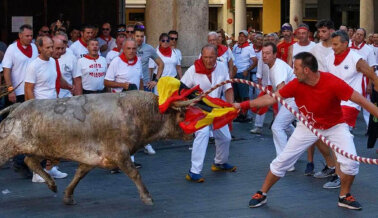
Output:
top-left (0, 103), bottom-right (21, 117)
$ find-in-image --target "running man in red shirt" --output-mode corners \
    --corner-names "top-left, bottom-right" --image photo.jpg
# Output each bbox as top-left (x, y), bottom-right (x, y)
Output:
top-left (234, 52), bottom-right (378, 210)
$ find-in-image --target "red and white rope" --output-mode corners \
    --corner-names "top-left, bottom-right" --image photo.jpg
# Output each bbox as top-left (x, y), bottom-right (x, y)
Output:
top-left (194, 78), bottom-right (378, 165)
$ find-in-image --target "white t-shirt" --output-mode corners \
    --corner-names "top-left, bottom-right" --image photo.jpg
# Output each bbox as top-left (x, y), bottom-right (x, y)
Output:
top-left (217, 47), bottom-right (233, 72)
top-left (310, 42), bottom-right (333, 72)
top-left (2, 42), bottom-right (38, 95)
top-left (75, 55), bottom-right (107, 91)
top-left (105, 56), bottom-right (143, 93)
top-left (232, 44), bottom-right (256, 73)
top-left (157, 48), bottom-right (179, 78)
top-left (326, 50), bottom-right (363, 110)
top-left (292, 42), bottom-right (316, 64)
top-left (269, 58), bottom-right (295, 91)
top-left (350, 43), bottom-right (377, 67)
top-left (251, 49), bottom-right (261, 73)
top-left (58, 52), bottom-right (79, 98)
top-left (106, 48), bottom-right (120, 65)
top-left (256, 59), bottom-right (271, 86)
top-left (24, 57), bottom-right (57, 100)
top-left (97, 36), bottom-right (116, 57)
top-left (181, 61), bottom-right (232, 98)
top-left (70, 39), bottom-right (101, 59)
top-left (372, 45), bottom-right (378, 64)
top-left (68, 40), bottom-right (75, 47)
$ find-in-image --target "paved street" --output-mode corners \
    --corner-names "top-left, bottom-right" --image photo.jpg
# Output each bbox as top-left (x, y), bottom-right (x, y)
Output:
top-left (0, 112), bottom-right (377, 218)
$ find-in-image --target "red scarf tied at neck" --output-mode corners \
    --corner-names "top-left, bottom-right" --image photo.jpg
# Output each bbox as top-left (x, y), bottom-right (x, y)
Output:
top-left (120, 53), bottom-right (138, 66)
top-left (217, 45), bottom-right (228, 57)
top-left (238, 42), bottom-right (250, 48)
top-left (194, 59), bottom-right (216, 76)
top-left (253, 44), bottom-right (262, 53)
top-left (334, 48), bottom-right (350, 66)
top-left (159, 46), bottom-right (172, 57)
top-left (100, 35), bottom-right (112, 44)
top-left (350, 41), bottom-right (365, 50)
top-left (17, 39), bottom-right (32, 58)
top-left (79, 38), bottom-right (88, 47)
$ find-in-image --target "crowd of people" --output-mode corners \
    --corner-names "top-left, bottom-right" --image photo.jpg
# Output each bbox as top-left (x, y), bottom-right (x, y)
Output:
top-left (0, 18), bottom-right (378, 211)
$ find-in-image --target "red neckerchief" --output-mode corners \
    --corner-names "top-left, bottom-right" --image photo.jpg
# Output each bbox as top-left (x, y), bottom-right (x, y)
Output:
top-left (350, 41), bottom-right (365, 50)
top-left (54, 59), bottom-right (62, 95)
top-left (253, 44), bottom-right (262, 53)
top-left (84, 54), bottom-right (99, 60)
top-left (159, 46), bottom-right (172, 57)
top-left (112, 47), bottom-right (120, 52)
top-left (79, 38), bottom-right (88, 47)
top-left (16, 39), bottom-right (32, 58)
top-left (217, 45), bottom-right (228, 57)
top-left (119, 53), bottom-right (138, 66)
top-left (334, 48), bottom-right (350, 66)
top-left (194, 59), bottom-right (216, 83)
top-left (99, 35), bottom-right (112, 44)
top-left (238, 42), bottom-right (250, 48)
top-left (374, 44), bottom-right (378, 47)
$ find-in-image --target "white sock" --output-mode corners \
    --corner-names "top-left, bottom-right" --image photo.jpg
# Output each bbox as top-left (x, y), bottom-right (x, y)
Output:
top-left (131, 155), bottom-right (135, 162)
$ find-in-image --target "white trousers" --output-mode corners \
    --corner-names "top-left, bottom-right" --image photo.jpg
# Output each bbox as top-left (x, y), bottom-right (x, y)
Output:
top-left (254, 113), bottom-right (265, 128)
top-left (363, 94), bottom-right (370, 127)
top-left (190, 125), bottom-right (231, 174)
top-left (270, 122), bottom-right (359, 177)
top-left (271, 99), bottom-right (297, 156)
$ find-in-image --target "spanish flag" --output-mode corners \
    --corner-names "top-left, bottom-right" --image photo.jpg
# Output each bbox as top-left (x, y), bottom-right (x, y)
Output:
top-left (157, 77), bottom-right (238, 134)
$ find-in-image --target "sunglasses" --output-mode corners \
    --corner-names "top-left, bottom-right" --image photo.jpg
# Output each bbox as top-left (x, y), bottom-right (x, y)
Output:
top-left (161, 39), bottom-right (170, 43)
top-left (42, 30), bottom-right (49, 33)
top-left (117, 28), bottom-right (126, 32)
top-left (102, 28), bottom-right (110, 31)
top-left (126, 31), bottom-right (134, 34)
top-left (170, 37), bottom-right (178, 41)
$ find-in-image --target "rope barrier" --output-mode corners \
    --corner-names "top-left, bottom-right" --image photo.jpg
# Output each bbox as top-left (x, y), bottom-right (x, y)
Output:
top-left (194, 78), bottom-right (378, 165)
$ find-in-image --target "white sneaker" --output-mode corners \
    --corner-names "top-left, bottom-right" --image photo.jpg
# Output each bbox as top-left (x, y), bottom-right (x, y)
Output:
top-left (287, 166), bottom-right (295, 172)
top-left (250, 127), bottom-right (262, 134)
top-left (32, 172), bottom-right (45, 183)
top-left (46, 166), bottom-right (68, 179)
top-left (144, 144), bottom-right (156, 155)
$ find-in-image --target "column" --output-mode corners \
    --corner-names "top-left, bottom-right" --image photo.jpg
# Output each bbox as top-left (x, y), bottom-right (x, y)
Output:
top-left (360, 0), bottom-right (374, 34)
top-left (234, 0), bottom-right (246, 37)
top-left (145, 0), bottom-right (208, 68)
top-left (289, 0), bottom-right (303, 30)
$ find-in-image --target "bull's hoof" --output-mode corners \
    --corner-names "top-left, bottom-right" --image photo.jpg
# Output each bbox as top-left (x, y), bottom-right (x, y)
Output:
top-left (63, 196), bottom-right (77, 205)
top-left (48, 184), bottom-right (58, 193)
top-left (141, 197), bottom-right (154, 206)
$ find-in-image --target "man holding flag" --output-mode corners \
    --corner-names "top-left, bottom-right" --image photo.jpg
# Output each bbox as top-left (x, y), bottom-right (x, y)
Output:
top-left (181, 44), bottom-right (236, 182)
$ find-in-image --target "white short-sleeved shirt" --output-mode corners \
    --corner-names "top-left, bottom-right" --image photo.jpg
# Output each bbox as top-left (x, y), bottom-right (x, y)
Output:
top-left (2, 42), bottom-right (38, 95)
top-left (310, 42), bottom-right (333, 72)
top-left (251, 49), bottom-right (261, 73)
top-left (292, 42), bottom-right (316, 61)
top-left (157, 48), bottom-right (179, 78)
top-left (173, 48), bottom-right (182, 66)
top-left (97, 36), bottom-right (116, 57)
top-left (24, 57), bottom-right (57, 100)
top-left (232, 44), bottom-right (256, 73)
top-left (256, 59), bottom-right (271, 86)
top-left (372, 45), bottom-right (378, 64)
top-left (350, 43), bottom-right (377, 67)
top-left (58, 52), bottom-right (79, 98)
top-left (181, 61), bottom-right (232, 98)
top-left (75, 55), bottom-right (107, 91)
top-left (105, 56), bottom-right (143, 93)
top-left (0, 63), bottom-right (3, 72)
top-left (269, 58), bottom-right (296, 91)
top-left (149, 58), bottom-right (158, 75)
top-left (70, 39), bottom-right (89, 59)
top-left (217, 47), bottom-right (233, 72)
top-left (106, 48), bottom-right (120, 65)
top-left (326, 50), bottom-right (363, 110)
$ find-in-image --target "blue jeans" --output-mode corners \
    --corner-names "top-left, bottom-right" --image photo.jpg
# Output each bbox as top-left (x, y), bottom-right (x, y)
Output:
top-left (233, 73), bottom-right (250, 101)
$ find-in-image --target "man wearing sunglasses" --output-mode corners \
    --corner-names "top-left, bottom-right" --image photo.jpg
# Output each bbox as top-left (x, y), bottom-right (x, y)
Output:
top-left (97, 22), bottom-right (116, 58)
top-left (38, 26), bottom-right (50, 37)
top-left (125, 25), bottom-right (135, 39)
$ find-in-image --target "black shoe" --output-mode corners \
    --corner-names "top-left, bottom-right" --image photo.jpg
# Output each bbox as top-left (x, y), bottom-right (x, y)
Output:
top-left (304, 162), bottom-right (314, 176)
top-left (133, 162), bottom-right (142, 169)
top-left (249, 191), bottom-right (267, 208)
top-left (13, 162), bottom-right (32, 179)
top-left (110, 168), bottom-right (121, 174)
top-left (338, 193), bottom-right (362, 210)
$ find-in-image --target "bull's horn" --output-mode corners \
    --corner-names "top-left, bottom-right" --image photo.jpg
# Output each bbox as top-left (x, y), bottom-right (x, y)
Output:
top-left (171, 96), bottom-right (202, 107)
